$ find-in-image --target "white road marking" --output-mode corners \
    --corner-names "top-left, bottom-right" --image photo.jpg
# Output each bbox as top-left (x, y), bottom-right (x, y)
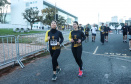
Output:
top-left (93, 46), bottom-right (98, 54)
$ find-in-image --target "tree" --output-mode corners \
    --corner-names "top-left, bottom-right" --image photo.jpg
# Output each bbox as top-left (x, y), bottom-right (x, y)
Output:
top-left (41, 7), bottom-right (57, 25)
top-left (57, 15), bottom-right (66, 29)
top-left (23, 8), bottom-right (42, 30)
top-left (41, 7), bottom-right (66, 27)
top-left (0, 0), bottom-right (11, 23)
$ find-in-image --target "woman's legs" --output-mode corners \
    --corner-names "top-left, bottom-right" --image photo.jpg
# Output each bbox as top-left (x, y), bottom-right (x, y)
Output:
top-left (50, 49), bottom-right (61, 74)
top-left (72, 46), bottom-right (83, 70)
top-left (72, 47), bottom-right (80, 66)
top-left (76, 46), bottom-right (83, 70)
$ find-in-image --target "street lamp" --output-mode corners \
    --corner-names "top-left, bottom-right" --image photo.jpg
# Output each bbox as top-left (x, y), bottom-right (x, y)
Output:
top-left (55, 2), bottom-right (56, 21)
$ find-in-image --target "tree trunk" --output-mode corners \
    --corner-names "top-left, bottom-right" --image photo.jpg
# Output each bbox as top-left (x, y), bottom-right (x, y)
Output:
top-left (3, 5), bottom-right (8, 23)
top-left (30, 23), bottom-right (33, 30)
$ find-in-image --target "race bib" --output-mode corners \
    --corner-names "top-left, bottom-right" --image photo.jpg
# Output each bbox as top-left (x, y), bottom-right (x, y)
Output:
top-left (50, 39), bottom-right (57, 46)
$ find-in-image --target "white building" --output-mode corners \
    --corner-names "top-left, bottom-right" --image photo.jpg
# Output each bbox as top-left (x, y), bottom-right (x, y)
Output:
top-left (111, 16), bottom-right (118, 23)
top-left (119, 19), bottom-right (123, 23)
top-left (10, 0), bottom-right (78, 29)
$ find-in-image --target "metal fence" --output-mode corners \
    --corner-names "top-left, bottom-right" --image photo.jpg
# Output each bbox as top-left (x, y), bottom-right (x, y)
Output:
top-left (0, 35), bottom-right (17, 67)
top-left (0, 32), bottom-right (70, 68)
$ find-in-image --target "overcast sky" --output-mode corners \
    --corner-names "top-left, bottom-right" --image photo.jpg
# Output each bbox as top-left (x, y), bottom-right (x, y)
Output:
top-left (8, 0), bottom-right (131, 25)
top-left (46, 0), bottom-right (131, 25)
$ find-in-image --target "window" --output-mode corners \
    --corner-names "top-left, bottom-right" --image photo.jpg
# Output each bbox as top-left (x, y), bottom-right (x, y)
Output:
top-left (26, 2), bottom-right (29, 7)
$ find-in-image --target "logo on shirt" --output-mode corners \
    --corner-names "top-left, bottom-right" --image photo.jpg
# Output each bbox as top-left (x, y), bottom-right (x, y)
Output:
top-left (52, 36), bottom-right (55, 39)
top-left (74, 35), bottom-right (77, 39)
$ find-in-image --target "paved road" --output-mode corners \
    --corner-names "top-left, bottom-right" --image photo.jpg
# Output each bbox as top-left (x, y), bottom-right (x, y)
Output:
top-left (0, 31), bottom-right (131, 84)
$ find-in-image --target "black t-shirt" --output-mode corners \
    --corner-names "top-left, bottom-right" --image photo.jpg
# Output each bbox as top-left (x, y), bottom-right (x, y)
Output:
top-left (70, 30), bottom-right (85, 47)
top-left (78, 27), bottom-right (84, 31)
top-left (128, 26), bottom-right (131, 35)
top-left (85, 27), bottom-right (90, 33)
top-left (122, 26), bottom-right (128, 32)
top-left (104, 27), bottom-right (110, 33)
top-left (48, 29), bottom-right (64, 47)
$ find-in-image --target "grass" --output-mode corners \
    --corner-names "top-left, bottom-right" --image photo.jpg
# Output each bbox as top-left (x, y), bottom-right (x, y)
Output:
top-left (0, 29), bottom-right (46, 36)
top-left (0, 28), bottom-right (46, 43)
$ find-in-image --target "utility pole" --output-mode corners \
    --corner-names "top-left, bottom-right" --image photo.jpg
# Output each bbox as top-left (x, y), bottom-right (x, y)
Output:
top-left (98, 13), bottom-right (99, 27)
top-left (55, 2), bottom-right (56, 21)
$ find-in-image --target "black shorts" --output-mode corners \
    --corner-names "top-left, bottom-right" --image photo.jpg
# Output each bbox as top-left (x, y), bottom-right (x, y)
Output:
top-left (105, 33), bottom-right (108, 36)
top-left (85, 34), bottom-right (89, 37)
top-left (123, 32), bottom-right (127, 36)
top-left (92, 33), bottom-right (96, 36)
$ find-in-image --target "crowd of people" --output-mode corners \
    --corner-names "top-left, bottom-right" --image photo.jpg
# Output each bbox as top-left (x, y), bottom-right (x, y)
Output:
top-left (45, 21), bottom-right (131, 81)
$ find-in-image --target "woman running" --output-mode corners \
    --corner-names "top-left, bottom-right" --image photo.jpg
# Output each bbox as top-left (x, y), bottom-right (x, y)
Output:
top-left (69, 21), bottom-right (85, 77)
top-left (45, 21), bottom-right (64, 81)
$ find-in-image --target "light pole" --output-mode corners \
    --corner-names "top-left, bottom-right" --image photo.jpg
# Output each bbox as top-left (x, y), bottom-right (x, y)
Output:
top-left (98, 13), bottom-right (99, 27)
top-left (55, 2), bottom-right (56, 21)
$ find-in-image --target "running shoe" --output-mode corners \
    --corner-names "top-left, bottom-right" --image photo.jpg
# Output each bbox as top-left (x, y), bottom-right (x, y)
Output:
top-left (56, 68), bottom-right (61, 74)
top-left (79, 67), bottom-right (84, 72)
top-left (78, 70), bottom-right (83, 77)
top-left (52, 74), bottom-right (57, 81)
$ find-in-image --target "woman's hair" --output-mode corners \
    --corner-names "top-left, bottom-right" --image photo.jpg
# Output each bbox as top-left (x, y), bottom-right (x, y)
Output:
top-left (51, 20), bottom-right (57, 24)
top-left (73, 21), bottom-right (78, 25)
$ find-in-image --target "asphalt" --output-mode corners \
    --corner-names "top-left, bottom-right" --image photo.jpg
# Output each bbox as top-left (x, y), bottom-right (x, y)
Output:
top-left (0, 30), bottom-right (131, 84)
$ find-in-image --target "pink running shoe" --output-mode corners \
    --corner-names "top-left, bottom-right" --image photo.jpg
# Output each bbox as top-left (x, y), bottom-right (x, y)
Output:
top-left (78, 70), bottom-right (83, 77)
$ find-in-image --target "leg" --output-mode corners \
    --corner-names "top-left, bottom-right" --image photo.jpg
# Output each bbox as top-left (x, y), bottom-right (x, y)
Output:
top-left (94, 36), bottom-right (96, 41)
top-left (77, 46), bottom-right (83, 70)
top-left (125, 35), bottom-right (127, 41)
top-left (72, 47), bottom-right (80, 66)
top-left (130, 40), bottom-right (131, 48)
top-left (87, 36), bottom-right (89, 42)
top-left (101, 34), bottom-right (104, 43)
top-left (123, 33), bottom-right (125, 41)
top-left (52, 49), bottom-right (61, 73)
top-left (85, 36), bottom-right (87, 42)
top-left (105, 34), bottom-right (106, 40)
top-left (92, 35), bottom-right (93, 41)
top-left (101, 33), bottom-right (102, 43)
top-left (107, 36), bottom-right (108, 41)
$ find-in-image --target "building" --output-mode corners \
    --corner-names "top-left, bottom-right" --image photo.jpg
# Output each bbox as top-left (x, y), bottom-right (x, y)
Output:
top-left (111, 16), bottom-right (118, 23)
top-left (119, 19), bottom-right (124, 23)
top-left (10, 0), bottom-right (78, 29)
top-left (125, 20), bottom-right (131, 26)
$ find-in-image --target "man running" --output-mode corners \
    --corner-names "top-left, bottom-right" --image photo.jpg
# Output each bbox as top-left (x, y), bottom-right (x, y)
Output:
top-left (84, 24), bottom-right (90, 42)
top-left (104, 24), bottom-right (111, 42)
top-left (99, 23), bottom-right (105, 45)
top-left (91, 24), bottom-right (97, 42)
top-left (78, 24), bottom-right (84, 32)
top-left (121, 23), bottom-right (128, 43)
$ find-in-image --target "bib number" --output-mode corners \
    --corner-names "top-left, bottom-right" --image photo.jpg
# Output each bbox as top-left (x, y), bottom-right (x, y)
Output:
top-left (50, 39), bottom-right (57, 46)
